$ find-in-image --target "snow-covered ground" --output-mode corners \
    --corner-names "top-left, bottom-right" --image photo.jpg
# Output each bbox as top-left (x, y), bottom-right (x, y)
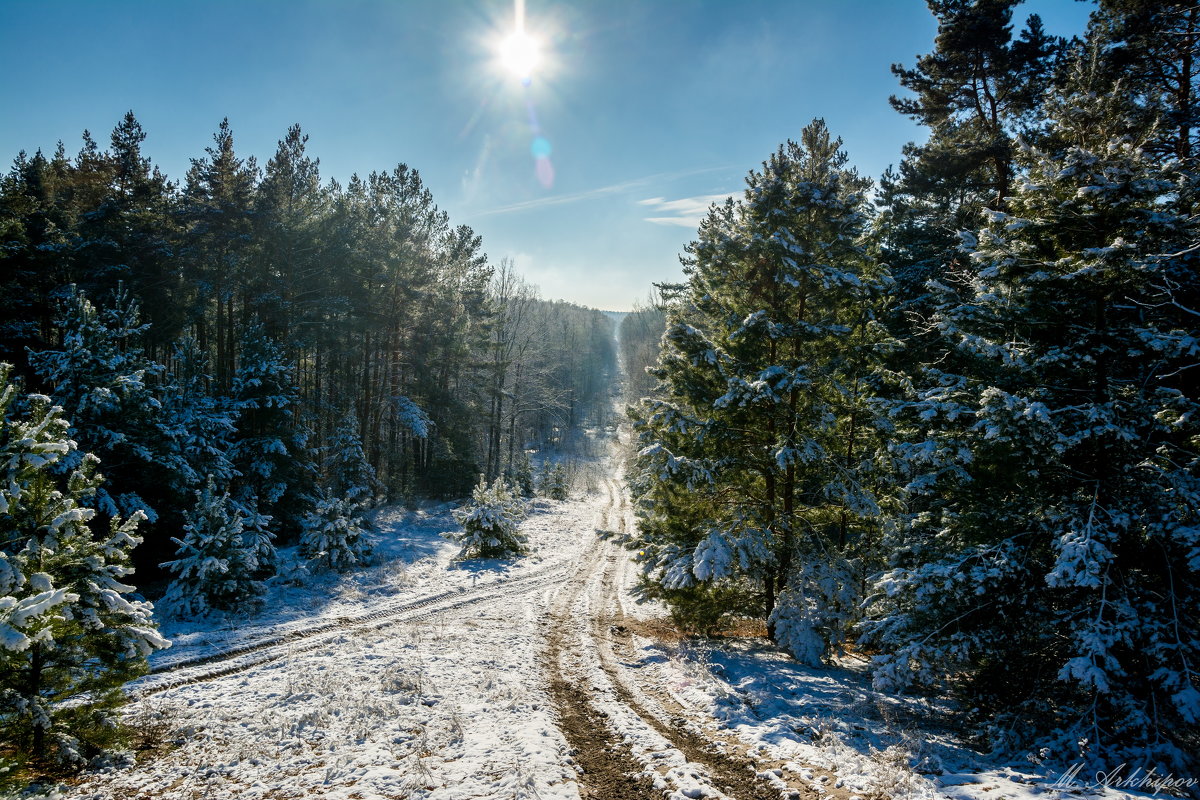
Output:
top-left (61, 486), bottom-right (606, 800)
top-left (38, 451), bottom-right (1159, 800)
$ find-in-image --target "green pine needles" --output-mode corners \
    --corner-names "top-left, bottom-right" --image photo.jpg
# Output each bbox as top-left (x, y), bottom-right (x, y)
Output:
top-left (629, 17), bottom-right (1200, 767)
top-left (449, 476), bottom-right (529, 559)
top-left (629, 119), bottom-right (891, 664)
top-left (0, 364), bottom-right (168, 771)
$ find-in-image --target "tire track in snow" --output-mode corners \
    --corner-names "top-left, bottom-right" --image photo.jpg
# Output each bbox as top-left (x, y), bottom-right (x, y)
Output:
top-left (544, 464), bottom-right (786, 800)
top-left (568, 467), bottom-right (820, 800)
top-left (590, 543), bottom-right (785, 800)
top-left (596, 487), bottom-right (830, 800)
top-left (543, 495), bottom-right (662, 800)
top-left (133, 558), bottom-right (576, 698)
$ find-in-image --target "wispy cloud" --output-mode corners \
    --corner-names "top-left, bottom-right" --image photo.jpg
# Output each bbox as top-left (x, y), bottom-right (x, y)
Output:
top-left (460, 135), bottom-right (493, 204)
top-left (473, 166), bottom-right (729, 218)
top-left (638, 192), bottom-right (738, 228)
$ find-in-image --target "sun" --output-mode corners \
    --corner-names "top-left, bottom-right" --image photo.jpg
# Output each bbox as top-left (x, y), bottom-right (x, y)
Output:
top-left (499, 30), bottom-right (541, 81)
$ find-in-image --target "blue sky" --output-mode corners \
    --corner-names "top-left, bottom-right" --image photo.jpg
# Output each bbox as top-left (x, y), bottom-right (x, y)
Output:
top-left (0, 0), bottom-right (1091, 311)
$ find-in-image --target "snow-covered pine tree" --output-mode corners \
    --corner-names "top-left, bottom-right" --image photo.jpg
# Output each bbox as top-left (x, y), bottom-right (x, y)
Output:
top-left (299, 411), bottom-right (378, 572)
top-left (541, 461), bottom-right (569, 501)
top-left (449, 475), bottom-right (528, 559)
top-left (324, 411), bottom-right (378, 510)
top-left (27, 284), bottom-right (167, 522)
top-left (299, 491), bottom-right (374, 572)
top-left (862, 62), bottom-right (1200, 769)
top-left (511, 449), bottom-right (535, 498)
top-left (160, 336), bottom-right (237, 494)
top-left (629, 120), bottom-right (890, 659)
top-left (229, 321), bottom-right (316, 552)
top-left (160, 477), bottom-right (270, 616)
top-left (0, 364), bottom-right (167, 767)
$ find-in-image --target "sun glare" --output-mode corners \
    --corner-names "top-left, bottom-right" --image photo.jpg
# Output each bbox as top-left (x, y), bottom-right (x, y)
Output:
top-left (499, 30), bottom-right (541, 81)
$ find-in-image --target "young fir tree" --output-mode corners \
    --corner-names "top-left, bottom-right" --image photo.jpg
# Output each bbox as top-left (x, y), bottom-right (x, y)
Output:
top-left (541, 461), bottom-right (569, 501)
top-left (298, 413), bottom-right (377, 573)
top-left (511, 449), bottom-right (535, 498)
top-left (629, 120), bottom-right (890, 660)
top-left (0, 364), bottom-right (167, 767)
top-left (862, 65), bottom-right (1200, 769)
top-left (27, 284), bottom-right (168, 522)
top-left (299, 491), bottom-right (374, 573)
top-left (160, 336), bottom-right (237, 494)
top-left (324, 411), bottom-right (378, 510)
top-left (229, 321), bottom-right (316, 550)
top-left (160, 477), bottom-right (270, 616)
top-left (449, 476), bottom-right (528, 559)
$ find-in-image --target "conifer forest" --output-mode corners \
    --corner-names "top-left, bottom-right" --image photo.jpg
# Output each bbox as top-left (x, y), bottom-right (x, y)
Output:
top-left (1, 0), bottom-right (1198, 797)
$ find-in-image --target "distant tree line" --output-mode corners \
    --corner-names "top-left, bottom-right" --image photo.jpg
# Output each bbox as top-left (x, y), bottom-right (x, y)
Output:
top-left (618, 298), bottom-right (667, 409)
top-left (0, 114), bottom-right (616, 585)
top-left (628, 0), bottom-right (1199, 771)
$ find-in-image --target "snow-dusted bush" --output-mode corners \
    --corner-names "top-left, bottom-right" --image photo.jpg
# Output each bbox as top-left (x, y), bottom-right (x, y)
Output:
top-left (0, 364), bottom-right (167, 767)
top-left (160, 478), bottom-right (273, 616)
top-left (449, 476), bottom-right (528, 559)
top-left (768, 559), bottom-right (859, 666)
top-left (300, 493), bottom-right (374, 572)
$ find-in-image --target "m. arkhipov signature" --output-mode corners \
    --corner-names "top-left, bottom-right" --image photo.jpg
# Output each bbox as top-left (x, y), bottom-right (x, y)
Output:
top-left (1052, 762), bottom-right (1199, 796)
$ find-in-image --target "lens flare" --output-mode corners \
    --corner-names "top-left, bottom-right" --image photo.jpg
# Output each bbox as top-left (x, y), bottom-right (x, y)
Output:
top-left (535, 156), bottom-right (555, 189)
top-left (530, 136), bottom-right (551, 159)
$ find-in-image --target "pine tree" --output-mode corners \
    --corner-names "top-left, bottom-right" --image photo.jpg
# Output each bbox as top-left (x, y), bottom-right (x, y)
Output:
top-left (541, 461), bottom-right (569, 501)
top-left (0, 146), bottom-right (73, 372)
top-left (1089, 1), bottom-right (1200, 164)
top-left (878, 1), bottom-right (1066, 361)
top-left (890, 0), bottom-right (1064, 210)
top-left (64, 113), bottom-right (182, 355)
top-left (449, 476), bottom-right (528, 559)
top-left (299, 492), bottom-right (374, 572)
top-left (229, 321), bottom-right (316, 548)
top-left (27, 284), bottom-right (168, 522)
top-left (862, 64), bottom-right (1200, 769)
top-left (0, 364), bottom-right (167, 767)
top-left (251, 124), bottom-right (325, 338)
top-left (181, 118), bottom-right (258, 390)
top-left (630, 120), bottom-right (890, 660)
top-left (160, 477), bottom-right (270, 616)
top-left (324, 411), bottom-right (378, 509)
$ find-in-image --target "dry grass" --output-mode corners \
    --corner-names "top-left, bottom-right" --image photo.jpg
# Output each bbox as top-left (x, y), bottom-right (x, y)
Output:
top-left (618, 614), bottom-right (768, 643)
